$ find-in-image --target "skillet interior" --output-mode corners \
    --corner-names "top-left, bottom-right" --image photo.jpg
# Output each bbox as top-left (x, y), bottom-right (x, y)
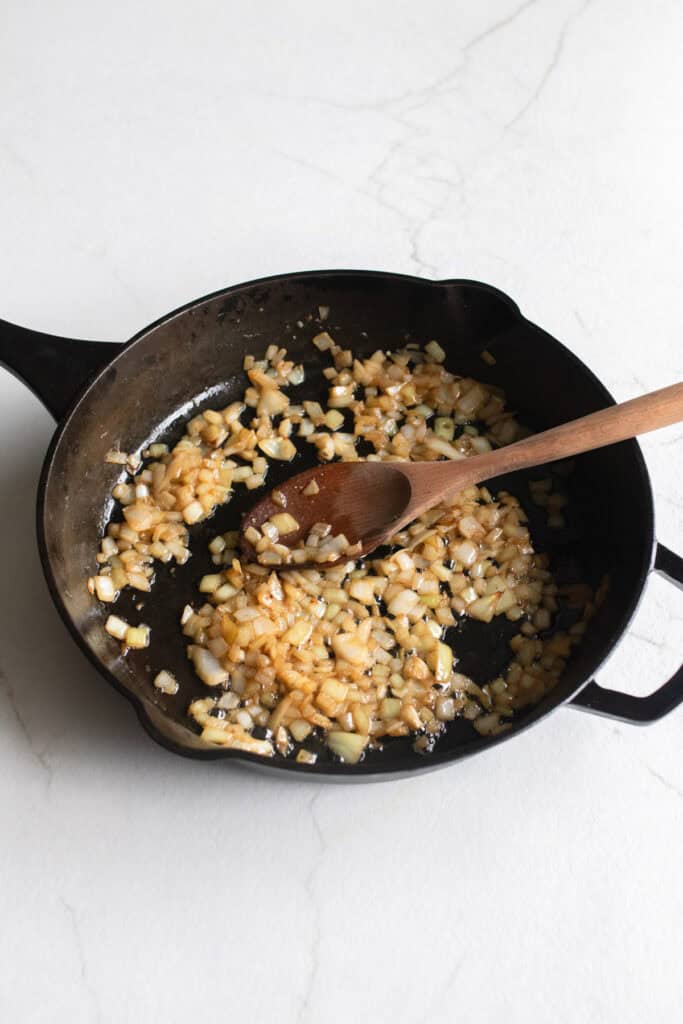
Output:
top-left (39, 272), bottom-right (654, 776)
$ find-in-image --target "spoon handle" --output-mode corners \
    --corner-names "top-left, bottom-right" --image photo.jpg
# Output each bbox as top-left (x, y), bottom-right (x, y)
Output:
top-left (446, 381), bottom-right (683, 487)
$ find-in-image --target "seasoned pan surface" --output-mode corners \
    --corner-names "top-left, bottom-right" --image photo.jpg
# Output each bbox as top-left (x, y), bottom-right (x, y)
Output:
top-left (36, 272), bottom-right (656, 776)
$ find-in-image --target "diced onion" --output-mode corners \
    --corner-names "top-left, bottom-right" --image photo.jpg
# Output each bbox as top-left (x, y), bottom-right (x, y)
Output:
top-left (327, 731), bottom-right (368, 764)
top-left (105, 615), bottom-right (128, 640)
top-left (191, 648), bottom-right (229, 687)
top-left (154, 670), bottom-right (179, 695)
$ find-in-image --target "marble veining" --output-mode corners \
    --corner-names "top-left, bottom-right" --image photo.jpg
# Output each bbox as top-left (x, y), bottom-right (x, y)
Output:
top-left (0, 660), bottom-right (53, 783)
top-left (60, 898), bottom-right (102, 1024)
top-left (0, 0), bottom-right (682, 1021)
top-left (297, 789), bottom-right (324, 1024)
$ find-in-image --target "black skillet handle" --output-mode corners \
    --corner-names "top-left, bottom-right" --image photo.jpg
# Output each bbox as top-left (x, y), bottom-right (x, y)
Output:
top-left (571, 543), bottom-right (683, 723)
top-left (0, 318), bottom-right (121, 421)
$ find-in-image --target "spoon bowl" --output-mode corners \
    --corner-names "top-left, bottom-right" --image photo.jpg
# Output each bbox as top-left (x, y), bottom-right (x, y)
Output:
top-left (241, 461), bottom-right (414, 561)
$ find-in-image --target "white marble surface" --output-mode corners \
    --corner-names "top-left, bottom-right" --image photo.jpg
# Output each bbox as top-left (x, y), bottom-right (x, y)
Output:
top-left (1, 1), bottom-right (682, 1021)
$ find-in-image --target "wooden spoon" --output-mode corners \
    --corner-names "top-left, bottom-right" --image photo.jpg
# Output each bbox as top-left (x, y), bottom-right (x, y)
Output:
top-left (242, 382), bottom-right (683, 564)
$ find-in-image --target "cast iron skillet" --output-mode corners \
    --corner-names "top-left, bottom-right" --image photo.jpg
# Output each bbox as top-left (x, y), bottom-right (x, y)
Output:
top-left (1, 271), bottom-right (681, 780)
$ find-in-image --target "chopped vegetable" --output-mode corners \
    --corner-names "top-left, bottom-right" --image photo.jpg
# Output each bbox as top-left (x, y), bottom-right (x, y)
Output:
top-left (154, 670), bottom-right (179, 695)
top-left (92, 332), bottom-right (596, 764)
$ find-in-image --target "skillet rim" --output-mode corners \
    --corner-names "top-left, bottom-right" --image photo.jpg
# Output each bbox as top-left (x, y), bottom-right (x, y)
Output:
top-left (35, 269), bottom-right (655, 779)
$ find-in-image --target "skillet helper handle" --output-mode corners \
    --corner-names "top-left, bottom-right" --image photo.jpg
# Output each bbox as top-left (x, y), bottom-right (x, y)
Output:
top-left (0, 318), bottom-right (121, 421)
top-left (571, 544), bottom-right (683, 723)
